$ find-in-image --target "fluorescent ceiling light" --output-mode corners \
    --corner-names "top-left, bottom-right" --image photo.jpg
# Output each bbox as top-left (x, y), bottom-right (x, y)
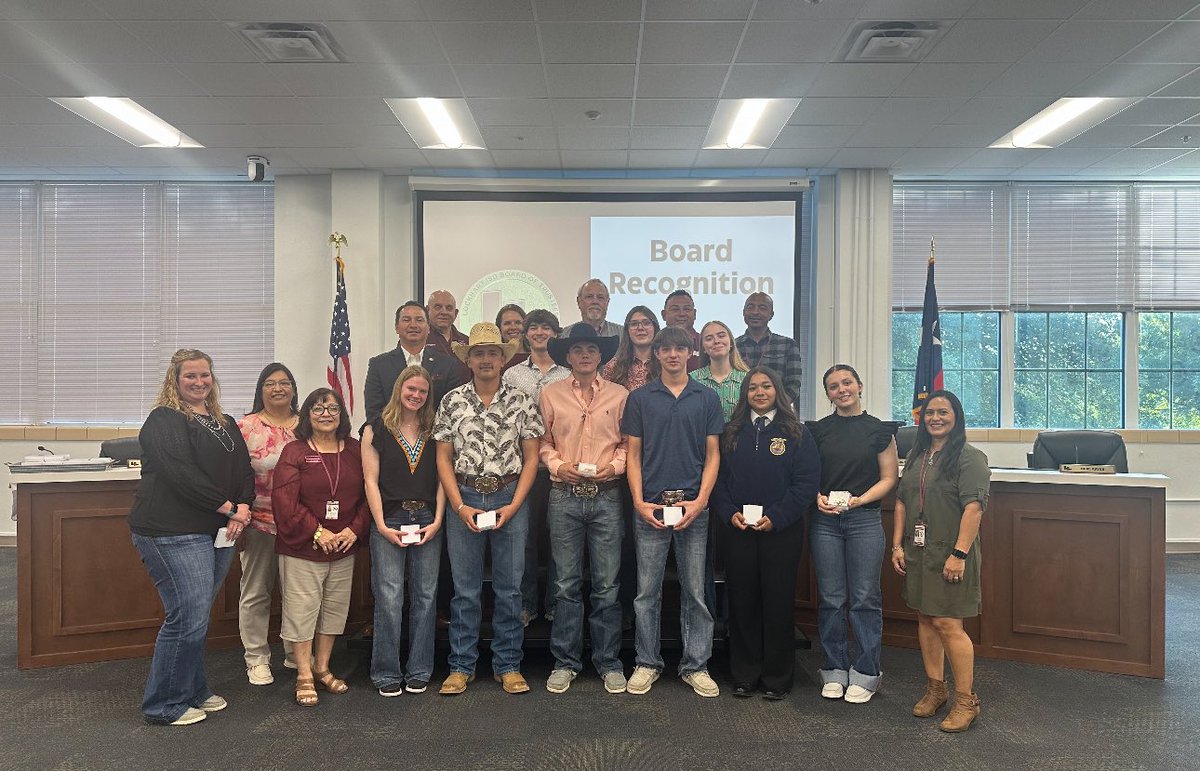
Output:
top-left (385, 98), bottom-right (486, 150)
top-left (990, 97), bottom-right (1137, 149)
top-left (50, 97), bottom-right (202, 148)
top-left (703, 98), bottom-right (801, 150)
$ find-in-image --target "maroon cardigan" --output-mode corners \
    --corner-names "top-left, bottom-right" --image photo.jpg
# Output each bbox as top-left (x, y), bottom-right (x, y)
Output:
top-left (272, 437), bottom-right (369, 561)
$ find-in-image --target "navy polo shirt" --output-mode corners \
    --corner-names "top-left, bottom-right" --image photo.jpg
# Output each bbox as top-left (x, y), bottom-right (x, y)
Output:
top-left (621, 377), bottom-right (725, 502)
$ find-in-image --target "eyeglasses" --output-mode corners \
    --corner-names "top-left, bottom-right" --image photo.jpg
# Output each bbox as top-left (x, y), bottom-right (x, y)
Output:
top-left (310, 404), bottom-right (341, 415)
top-left (263, 379), bottom-right (293, 389)
top-left (628, 320), bottom-right (655, 329)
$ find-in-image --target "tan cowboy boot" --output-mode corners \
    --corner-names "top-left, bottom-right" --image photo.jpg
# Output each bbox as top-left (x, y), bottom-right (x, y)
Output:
top-left (912, 677), bottom-right (949, 717)
top-left (939, 691), bottom-right (981, 732)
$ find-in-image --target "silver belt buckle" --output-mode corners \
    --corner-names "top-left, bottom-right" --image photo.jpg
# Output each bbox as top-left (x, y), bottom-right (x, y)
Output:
top-left (661, 490), bottom-right (685, 505)
top-left (572, 482), bottom-right (599, 498)
top-left (473, 475), bottom-right (501, 494)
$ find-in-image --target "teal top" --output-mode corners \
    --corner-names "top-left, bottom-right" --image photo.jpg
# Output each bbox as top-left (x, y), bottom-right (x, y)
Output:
top-left (690, 366), bottom-right (746, 422)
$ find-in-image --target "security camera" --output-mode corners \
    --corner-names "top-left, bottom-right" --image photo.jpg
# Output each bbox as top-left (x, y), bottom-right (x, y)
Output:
top-left (247, 155), bottom-right (269, 182)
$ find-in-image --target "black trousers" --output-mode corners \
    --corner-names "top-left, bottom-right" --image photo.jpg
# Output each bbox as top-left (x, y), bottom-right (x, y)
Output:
top-left (721, 518), bottom-right (805, 693)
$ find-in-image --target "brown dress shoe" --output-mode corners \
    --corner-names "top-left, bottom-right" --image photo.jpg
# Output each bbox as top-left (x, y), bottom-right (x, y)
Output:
top-left (939, 691), bottom-right (981, 732)
top-left (494, 671), bottom-right (530, 694)
top-left (912, 677), bottom-right (949, 717)
top-left (438, 671), bottom-right (474, 695)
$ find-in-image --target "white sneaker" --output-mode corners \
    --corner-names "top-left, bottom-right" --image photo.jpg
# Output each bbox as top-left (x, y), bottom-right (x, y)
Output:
top-left (545, 668), bottom-right (577, 694)
top-left (169, 707), bottom-right (207, 726)
top-left (627, 666), bottom-right (660, 695)
top-left (247, 664), bottom-right (274, 686)
top-left (821, 682), bottom-right (845, 699)
top-left (844, 685), bottom-right (875, 704)
top-left (682, 670), bottom-right (720, 698)
top-left (197, 695), bottom-right (227, 713)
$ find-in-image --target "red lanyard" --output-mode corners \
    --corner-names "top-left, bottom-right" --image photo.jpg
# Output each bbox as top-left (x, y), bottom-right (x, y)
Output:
top-left (308, 440), bottom-right (342, 500)
top-left (917, 449), bottom-right (937, 515)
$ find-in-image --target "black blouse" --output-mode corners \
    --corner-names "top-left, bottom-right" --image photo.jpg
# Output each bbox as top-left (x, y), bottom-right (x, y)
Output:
top-left (807, 412), bottom-right (894, 497)
top-left (370, 418), bottom-right (439, 515)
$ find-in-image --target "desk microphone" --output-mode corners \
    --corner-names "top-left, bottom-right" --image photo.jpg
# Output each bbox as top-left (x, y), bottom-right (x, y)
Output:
top-left (37, 445), bottom-right (55, 455)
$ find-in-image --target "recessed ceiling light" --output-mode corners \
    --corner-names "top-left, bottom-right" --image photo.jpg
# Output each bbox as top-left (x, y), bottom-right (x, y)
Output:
top-left (702, 98), bottom-right (801, 150)
top-left (385, 98), bottom-right (486, 150)
top-left (50, 97), bottom-right (202, 148)
top-left (990, 97), bottom-right (1138, 149)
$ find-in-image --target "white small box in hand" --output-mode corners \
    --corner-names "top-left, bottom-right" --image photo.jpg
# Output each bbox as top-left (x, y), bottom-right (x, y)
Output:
top-left (828, 490), bottom-right (852, 510)
top-left (662, 506), bottom-right (683, 527)
top-left (475, 510), bottom-right (498, 530)
top-left (743, 504), bottom-right (763, 526)
top-left (577, 462), bottom-right (597, 477)
top-left (400, 524), bottom-right (421, 544)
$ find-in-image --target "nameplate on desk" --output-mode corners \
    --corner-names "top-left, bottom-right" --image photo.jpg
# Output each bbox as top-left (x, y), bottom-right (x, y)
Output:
top-left (127, 459), bottom-right (142, 468)
top-left (1059, 463), bottom-right (1117, 474)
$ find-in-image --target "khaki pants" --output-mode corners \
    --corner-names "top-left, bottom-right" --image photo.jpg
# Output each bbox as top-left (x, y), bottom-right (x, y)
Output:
top-left (279, 554), bottom-right (356, 643)
top-left (238, 527), bottom-right (281, 667)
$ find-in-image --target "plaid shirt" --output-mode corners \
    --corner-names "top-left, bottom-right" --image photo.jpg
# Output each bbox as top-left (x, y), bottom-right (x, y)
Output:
top-left (689, 366), bottom-right (745, 422)
top-left (736, 329), bottom-right (803, 406)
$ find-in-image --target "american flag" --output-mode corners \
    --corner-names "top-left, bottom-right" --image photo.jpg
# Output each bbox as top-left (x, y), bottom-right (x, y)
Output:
top-left (327, 254), bottom-right (354, 415)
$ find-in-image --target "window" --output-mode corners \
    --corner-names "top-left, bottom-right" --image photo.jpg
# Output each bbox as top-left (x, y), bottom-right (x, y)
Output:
top-left (2, 182), bottom-right (274, 425)
top-left (892, 311), bottom-right (1001, 427)
top-left (1014, 312), bottom-right (1123, 428)
top-left (1139, 312), bottom-right (1200, 429)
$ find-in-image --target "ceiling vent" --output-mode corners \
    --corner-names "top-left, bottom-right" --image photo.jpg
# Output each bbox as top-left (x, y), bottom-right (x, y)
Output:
top-left (838, 21), bottom-right (948, 63)
top-left (234, 23), bottom-right (347, 63)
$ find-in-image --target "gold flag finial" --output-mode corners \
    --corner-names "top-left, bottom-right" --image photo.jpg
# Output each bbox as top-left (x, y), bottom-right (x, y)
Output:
top-left (329, 232), bottom-right (348, 269)
top-left (929, 236), bottom-right (936, 264)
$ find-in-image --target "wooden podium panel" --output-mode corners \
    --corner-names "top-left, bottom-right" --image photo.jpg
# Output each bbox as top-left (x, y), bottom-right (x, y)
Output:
top-left (16, 478), bottom-right (372, 669)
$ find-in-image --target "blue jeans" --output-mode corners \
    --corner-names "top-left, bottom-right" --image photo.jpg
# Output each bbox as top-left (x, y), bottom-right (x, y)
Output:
top-left (131, 532), bottom-right (234, 724)
top-left (370, 508), bottom-right (442, 689)
top-left (633, 510), bottom-right (713, 675)
top-left (445, 482), bottom-right (528, 676)
top-left (810, 506), bottom-right (886, 690)
top-left (547, 486), bottom-right (623, 674)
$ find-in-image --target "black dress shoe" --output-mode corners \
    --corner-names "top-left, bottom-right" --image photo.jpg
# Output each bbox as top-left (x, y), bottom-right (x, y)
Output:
top-left (762, 689), bottom-right (788, 701)
top-left (732, 683), bottom-right (756, 698)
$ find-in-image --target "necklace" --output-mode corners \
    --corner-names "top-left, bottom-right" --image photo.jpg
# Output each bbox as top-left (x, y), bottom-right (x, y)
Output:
top-left (194, 412), bottom-right (234, 453)
top-left (259, 411), bottom-right (298, 429)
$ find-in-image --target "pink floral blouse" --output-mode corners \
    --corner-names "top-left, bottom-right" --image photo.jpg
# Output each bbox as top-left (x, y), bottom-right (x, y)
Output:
top-left (236, 413), bottom-right (297, 535)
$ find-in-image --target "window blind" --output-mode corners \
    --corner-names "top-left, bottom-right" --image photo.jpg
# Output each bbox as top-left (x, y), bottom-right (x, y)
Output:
top-left (0, 185), bottom-right (38, 423)
top-left (1134, 185), bottom-right (1200, 310)
top-left (891, 183), bottom-right (1010, 310)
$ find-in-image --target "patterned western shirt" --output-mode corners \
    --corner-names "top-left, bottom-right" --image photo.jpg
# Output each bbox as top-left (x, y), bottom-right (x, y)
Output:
top-left (433, 381), bottom-right (545, 476)
top-left (735, 329), bottom-right (803, 406)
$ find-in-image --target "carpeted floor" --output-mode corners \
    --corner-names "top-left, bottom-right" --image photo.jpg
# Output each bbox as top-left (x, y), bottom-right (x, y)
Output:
top-left (2, 549), bottom-right (1197, 771)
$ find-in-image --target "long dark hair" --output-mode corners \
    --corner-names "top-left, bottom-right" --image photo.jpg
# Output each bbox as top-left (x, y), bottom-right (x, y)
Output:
top-left (607, 305), bottom-right (661, 386)
top-left (247, 362), bottom-right (299, 416)
top-left (906, 389), bottom-right (967, 471)
top-left (722, 366), bottom-right (804, 454)
top-left (296, 388), bottom-right (351, 441)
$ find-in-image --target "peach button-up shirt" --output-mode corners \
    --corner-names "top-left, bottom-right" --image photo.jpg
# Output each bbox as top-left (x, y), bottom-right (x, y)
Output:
top-left (539, 375), bottom-right (629, 481)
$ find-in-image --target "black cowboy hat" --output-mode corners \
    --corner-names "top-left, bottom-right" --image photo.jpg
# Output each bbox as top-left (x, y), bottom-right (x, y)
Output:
top-left (547, 322), bottom-right (619, 368)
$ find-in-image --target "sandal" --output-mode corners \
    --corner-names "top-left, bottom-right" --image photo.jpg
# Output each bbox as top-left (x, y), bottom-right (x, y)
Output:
top-left (295, 677), bottom-right (318, 707)
top-left (314, 670), bottom-right (349, 694)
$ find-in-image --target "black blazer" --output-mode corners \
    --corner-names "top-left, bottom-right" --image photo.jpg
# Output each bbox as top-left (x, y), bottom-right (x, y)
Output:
top-left (363, 344), bottom-right (465, 425)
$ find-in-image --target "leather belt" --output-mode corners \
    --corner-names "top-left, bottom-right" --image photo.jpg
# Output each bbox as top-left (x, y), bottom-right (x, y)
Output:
top-left (400, 500), bottom-right (429, 512)
top-left (457, 473), bottom-right (519, 494)
top-left (656, 489), bottom-right (688, 505)
top-left (551, 479), bottom-right (620, 498)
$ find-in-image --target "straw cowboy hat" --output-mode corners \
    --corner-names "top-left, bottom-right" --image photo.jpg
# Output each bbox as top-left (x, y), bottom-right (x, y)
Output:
top-left (451, 322), bottom-right (520, 363)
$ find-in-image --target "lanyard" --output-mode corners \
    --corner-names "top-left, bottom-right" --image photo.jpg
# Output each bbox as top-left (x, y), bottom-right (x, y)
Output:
top-left (308, 440), bottom-right (342, 500)
top-left (917, 449), bottom-right (938, 515)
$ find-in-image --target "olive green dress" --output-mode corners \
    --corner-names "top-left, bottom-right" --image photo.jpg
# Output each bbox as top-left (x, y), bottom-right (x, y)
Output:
top-left (897, 443), bottom-right (990, 618)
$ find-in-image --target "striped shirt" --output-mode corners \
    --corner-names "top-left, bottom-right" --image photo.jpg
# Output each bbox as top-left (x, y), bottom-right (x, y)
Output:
top-left (690, 366), bottom-right (746, 422)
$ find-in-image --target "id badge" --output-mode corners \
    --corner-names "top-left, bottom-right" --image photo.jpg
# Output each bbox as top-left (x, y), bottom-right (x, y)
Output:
top-left (913, 520), bottom-right (926, 548)
top-left (325, 500), bottom-right (340, 520)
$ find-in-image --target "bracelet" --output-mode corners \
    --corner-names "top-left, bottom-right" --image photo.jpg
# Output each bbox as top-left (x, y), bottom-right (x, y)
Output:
top-left (891, 544), bottom-right (904, 552)
top-left (456, 501), bottom-right (465, 513)
top-left (313, 526), bottom-right (325, 543)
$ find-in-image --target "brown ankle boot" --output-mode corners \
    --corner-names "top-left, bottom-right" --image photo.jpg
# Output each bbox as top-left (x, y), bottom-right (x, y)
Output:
top-left (912, 677), bottom-right (949, 717)
top-left (939, 691), bottom-right (980, 732)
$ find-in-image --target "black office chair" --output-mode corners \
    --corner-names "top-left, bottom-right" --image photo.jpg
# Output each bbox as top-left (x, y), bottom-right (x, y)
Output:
top-left (100, 436), bottom-right (142, 466)
top-left (894, 424), bottom-right (918, 459)
top-left (1028, 430), bottom-right (1128, 473)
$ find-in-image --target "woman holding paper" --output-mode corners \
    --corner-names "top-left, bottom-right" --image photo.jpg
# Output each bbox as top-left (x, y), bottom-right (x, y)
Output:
top-left (711, 366), bottom-right (821, 700)
top-left (272, 388), bottom-right (369, 707)
top-left (363, 365), bottom-right (444, 697)
top-left (807, 364), bottom-right (899, 705)
top-left (128, 348), bottom-right (254, 726)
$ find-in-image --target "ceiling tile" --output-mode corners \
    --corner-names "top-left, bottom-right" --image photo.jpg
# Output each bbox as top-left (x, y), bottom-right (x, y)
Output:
top-left (629, 149), bottom-right (700, 167)
top-left (636, 65), bottom-right (728, 98)
top-left (694, 148), bottom-right (769, 167)
top-left (420, 0), bottom-right (533, 22)
top-left (893, 147), bottom-right (980, 168)
top-left (0, 21), bottom-right (72, 62)
top-left (0, 1), bottom-right (108, 20)
top-left (1017, 147), bottom-right (1119, 167)
top-left (844, 121), bottom-right (935, 148)
top-left (1024, 22), bottom-right (1169, 63)
top-left (479, 126), bottom-right (558, 150)
top-left (736, 22), bottom-right (851, 64)
top-left (272, 64), bottom-right (460, 98)
top-left (487, 148), bottom-right (562, 167)
top-left (979, 62), bottom-right (1105, 97)
top-left (545, 65), bottom-right (634, 98)
top-left (964, 0), bottom-right (1090, 18)
top-left (1076, 0), bottom-right (1200, 20)
top-left (3, 62), bottom-right (119, 97)
top-left (1106, 97), bottom-right (1200, 124)
top-left (859, 0), bottom-right (973, 19)
top-left (639, 22), bottom-right (743, 65)
top-left (645, 0), bottom-right (755, 21)
top-left (1061, 123), bottom-right (1168, 148)
top-left (533, 0), bottom-right (643, 22)
top-left (1148, 149), bottom-right (1200, 169)
top-left (0, 123), bottom-right (128, 147)
top-left (1119, 22), bottom-right (1200, 64)
top-left (1135, 127), bottom-right (1200, 148)
top-left (753, 0), bottom-right (868, 20)
top-left (18, 21), bottom-right (163, 63)
top-left (352, 148), bottom-right (429, 166)
top-left (121, 21), bottom-right (257, 63)
top-left (314, 1), bottom-right (425, 21)
top-left (894, 63), bottom-right (1010, 98)
top-left (827, 147), bottom-right (905, 167)
top-left (787, 97), bottom-right (881, 125)
top-left (70, 62), bottom-right (206, 97)
top-left (177, 124), bottom-right (266, 147)
top-left (456, 65), bottom-right (546, 98)
top-left (293, 148), bottom-right (366, 168)
top-left (721, 65), bottom-right (821, 98)
top-left (773, 125), bottom-right (854, 148)
top-left (806, 64), bottom-right (917, 98)
top-left (435, 23), bottom-right (541, 65)
top-left (556, 126), bottom-right (630, 150)
top-left (961, 147), bottom-right (1046, 167)
top-left (1071, 63), bottom-right (1197, 97)
top-left (336, 124), bottom-right (422, 147)
top-left (172, 63), bottom-right (293, 97)
top-left (90, 0), bottom-right (217, 19)
top-left (761, 148), bottom-right (837, 166)
top-left (1152, 66), bottom-right (1200, 96)
top-left (872, 97), bottom-right (965, 124)
top-left (201, 0), bottom-right (327, 22)
top-left (633, 98), bottom-right (716, 126)
top-left (944, 97), bottom-right (1055, 125)
top-left (926, 20), bottom-right (1061, 64)
top-left (467, 98), bottom-right (554, 126)
top-left (551, 98), bottom-right (632, 126)
top-left (1100, 147), bottom-right (1191, 167)
top-left (629, 126), bottom-right (706, 149)
top-left (297, 98), bottom-right (400, 124)
top-left (560, 149), bottom-right (629, 167)
top-left (539, 23), bottom-right (640, 64)
top-left (320, 22), bottom-right (447, 64)
top-left (0, 97), bottom-right (85, 123)
top-left (915, 124), bottom-right (1011, 147)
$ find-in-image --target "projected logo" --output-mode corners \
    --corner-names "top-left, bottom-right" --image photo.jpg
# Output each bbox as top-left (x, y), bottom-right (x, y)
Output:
top-left (461, 269), bottom-right (560, 328)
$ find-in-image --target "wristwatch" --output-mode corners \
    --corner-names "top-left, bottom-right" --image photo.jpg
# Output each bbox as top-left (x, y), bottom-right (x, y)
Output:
top-left (951, 548), bottom-right (968, 560)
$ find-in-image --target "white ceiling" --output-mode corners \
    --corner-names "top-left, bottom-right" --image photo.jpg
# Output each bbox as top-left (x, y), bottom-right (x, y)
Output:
top-left (2, 0), bottom-right (1200, 180)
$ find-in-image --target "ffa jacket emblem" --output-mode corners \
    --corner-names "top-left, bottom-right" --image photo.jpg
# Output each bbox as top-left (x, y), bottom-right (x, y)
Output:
top-left (769, 437), bottom-right (786, 456)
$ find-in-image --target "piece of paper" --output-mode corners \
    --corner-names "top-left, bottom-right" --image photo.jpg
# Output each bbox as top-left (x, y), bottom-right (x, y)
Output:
top-left (662, 506), bottom-right (683, 526)
top-left (743, 504), bottom-right (763, 525)
top-left (476, 510), bottom-right (498, 530)
top-left (400, 524), bottom-right (421, 544)
top-left (214, 527), bottom-right (236, 548)
top-left (577, 462), bottom-right (597, 477)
